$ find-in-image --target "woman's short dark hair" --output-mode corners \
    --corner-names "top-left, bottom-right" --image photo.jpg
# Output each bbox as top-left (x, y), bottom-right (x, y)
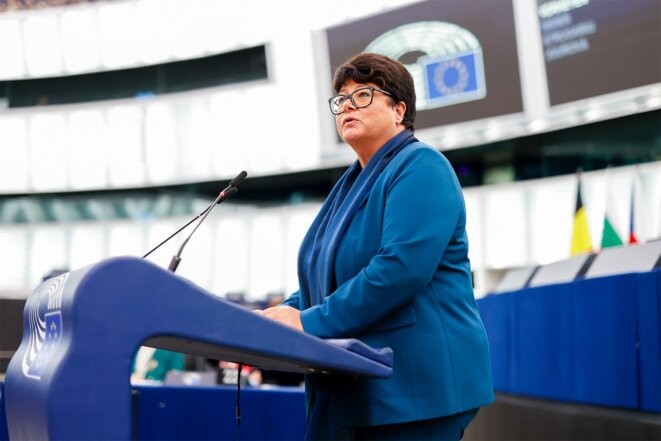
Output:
top-left (332, 52), bottom-right (416, 132)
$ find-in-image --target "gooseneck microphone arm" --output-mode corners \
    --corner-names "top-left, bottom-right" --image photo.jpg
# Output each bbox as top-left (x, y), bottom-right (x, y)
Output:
top-left (142, 171), bottom-right (248, 259)
top-left (168, 186), bottom-right (238, 273)
top-left (141, 170), bottom-right (247, 264)
top-left (142, 216), bottom-right (199, 259)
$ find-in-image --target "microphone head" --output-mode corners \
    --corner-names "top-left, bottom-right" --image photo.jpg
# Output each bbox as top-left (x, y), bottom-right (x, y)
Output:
top-left (229, 170), bottom-right (248, 188)
top-left (219, 186), bottom-right (239, 201)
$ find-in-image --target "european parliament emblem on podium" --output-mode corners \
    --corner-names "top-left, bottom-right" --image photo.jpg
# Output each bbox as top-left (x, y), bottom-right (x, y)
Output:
top-left (22, 273), bottom-right (67, 380)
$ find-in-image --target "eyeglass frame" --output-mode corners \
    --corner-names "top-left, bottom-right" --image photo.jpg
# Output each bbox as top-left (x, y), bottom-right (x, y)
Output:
top-left (328, 86), bottom-right (395, 115)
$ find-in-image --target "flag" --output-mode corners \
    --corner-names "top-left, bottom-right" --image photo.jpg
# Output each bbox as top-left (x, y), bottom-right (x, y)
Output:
top-left (570, 174), bottom-right (593, 256)
top-left (629, 180), bottom-right (638, 244)
top-left (422, 50), bottom-right (486, 109)
top-left (629, 171), bottom-right (646, 244)
top-left (600, 173), bottom-right (623, 249)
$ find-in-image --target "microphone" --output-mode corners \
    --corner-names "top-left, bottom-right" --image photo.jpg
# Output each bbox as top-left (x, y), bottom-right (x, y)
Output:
top-left (167, 186), bottom-right (238, 273)
top-left (141, 171), bottom-right (247, 261)
top-left (228, 170), bottom-right (247, 188)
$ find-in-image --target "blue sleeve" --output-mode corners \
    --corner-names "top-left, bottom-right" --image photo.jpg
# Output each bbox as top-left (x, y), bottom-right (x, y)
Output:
top-left (301, 148), bottom-right (464, 338)
top-left (280, 290), bottom-right (301, 310)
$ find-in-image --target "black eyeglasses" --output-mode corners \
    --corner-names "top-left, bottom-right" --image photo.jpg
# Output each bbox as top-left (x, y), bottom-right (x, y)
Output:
top-left (328, 86), bottom-right (394, 115)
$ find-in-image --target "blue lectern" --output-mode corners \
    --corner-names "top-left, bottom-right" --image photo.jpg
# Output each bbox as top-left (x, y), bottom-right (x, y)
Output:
top-left (5, 257), bottom-right (392, 440)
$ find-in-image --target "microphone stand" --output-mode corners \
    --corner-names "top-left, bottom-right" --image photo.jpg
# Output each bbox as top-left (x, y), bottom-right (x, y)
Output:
top-left (168, 187), bottom-right (238, 273)
top-left (142, 213), bottom-right (204, 259)
top-left (142, 170), bottom-right (248, 260)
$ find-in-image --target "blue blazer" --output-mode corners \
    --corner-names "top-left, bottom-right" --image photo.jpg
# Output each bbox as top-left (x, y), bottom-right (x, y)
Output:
top-left (283, 142), bottom-right (494, 427)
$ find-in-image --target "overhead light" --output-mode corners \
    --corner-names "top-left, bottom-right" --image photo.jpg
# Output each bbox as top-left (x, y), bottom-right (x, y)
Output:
top-left (645, 94), bottom-right (661, 109)
top-left (528, 119), bottom-right (548, 133)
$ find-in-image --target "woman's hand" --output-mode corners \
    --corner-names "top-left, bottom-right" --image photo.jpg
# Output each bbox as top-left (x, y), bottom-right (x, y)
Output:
top-left (255, 305), bottom-right (303, 332)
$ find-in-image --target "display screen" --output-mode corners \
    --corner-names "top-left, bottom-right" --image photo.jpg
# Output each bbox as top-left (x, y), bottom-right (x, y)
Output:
top-left (538, 0), bottom-right (661, 105)
top-left (325, 0), bottom-right (524, 130)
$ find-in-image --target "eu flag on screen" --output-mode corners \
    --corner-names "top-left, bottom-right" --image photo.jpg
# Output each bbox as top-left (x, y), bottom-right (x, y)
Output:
top-left (422, 50), bottom-right (486, 109)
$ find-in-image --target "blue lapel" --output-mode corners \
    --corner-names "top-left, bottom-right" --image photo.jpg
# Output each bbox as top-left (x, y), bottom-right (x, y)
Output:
top-left (297, 130), bottom-right (418, 308)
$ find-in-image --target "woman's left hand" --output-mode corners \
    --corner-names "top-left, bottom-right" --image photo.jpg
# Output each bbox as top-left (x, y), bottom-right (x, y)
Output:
top-left (256, 305), bottom-right (303, 331)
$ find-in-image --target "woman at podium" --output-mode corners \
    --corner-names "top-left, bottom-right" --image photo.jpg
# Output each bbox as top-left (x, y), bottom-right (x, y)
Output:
top-left (259, 53), bottom-right (494, 440)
